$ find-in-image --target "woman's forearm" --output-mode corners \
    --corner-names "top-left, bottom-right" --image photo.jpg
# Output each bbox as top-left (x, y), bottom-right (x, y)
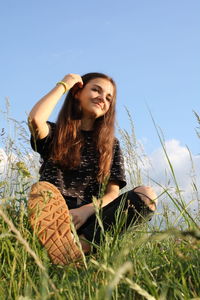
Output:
top-left (28, 84), bottom-right (65, 125)
top-left (83, 189), bottom-right (119, 218)
top-left (28, 74), bottom-right (83, 124)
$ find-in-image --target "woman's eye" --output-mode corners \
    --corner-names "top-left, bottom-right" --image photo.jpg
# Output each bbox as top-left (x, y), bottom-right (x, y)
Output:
top-left (92, 88), bottom-right (112, 102)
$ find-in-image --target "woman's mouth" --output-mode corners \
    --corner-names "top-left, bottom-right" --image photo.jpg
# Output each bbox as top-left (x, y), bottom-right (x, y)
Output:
top-left (92, 101), bottom-right (103, 109)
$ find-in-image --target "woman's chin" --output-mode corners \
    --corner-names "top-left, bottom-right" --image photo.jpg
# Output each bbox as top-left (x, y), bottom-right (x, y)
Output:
top-left (84, 109), bottom-right (103, 119)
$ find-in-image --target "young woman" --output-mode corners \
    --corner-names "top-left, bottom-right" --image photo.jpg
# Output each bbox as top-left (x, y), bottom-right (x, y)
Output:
top-left (28, 72), bottom-right (157, 265)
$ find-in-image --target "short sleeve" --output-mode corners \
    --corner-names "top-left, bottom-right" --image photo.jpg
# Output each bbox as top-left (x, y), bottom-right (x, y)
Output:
top-left (30, 121), bottom-right (55, 159)
top-left (109, 138), bottom-right (127, 189)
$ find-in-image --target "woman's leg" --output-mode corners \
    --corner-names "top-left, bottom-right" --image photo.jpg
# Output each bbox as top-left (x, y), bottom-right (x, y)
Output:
top-left (28, 181), bottom-right (83, 265)
top-left (133, 186), bottom-right (157, 211)
top-left (78, 186), bottom-right (157, 245)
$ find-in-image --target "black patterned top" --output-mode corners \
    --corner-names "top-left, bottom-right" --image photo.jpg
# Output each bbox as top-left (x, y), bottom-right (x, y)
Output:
top-left (30, 122), bottom-right (126, 208)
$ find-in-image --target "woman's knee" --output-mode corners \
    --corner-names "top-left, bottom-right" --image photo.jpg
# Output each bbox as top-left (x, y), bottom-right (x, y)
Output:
top-left (133, 186), bottom-right (157, 211)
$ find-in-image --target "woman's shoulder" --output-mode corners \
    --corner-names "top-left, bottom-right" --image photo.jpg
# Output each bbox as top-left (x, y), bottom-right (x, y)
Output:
top-left (113, 137), bottom-right (121, 148)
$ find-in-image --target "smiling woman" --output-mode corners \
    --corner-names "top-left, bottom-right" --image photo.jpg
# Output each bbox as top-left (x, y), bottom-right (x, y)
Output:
top-left (27, 72), bottom-right (157, 265)
top-left (75, 78), bottom-right (114, 122)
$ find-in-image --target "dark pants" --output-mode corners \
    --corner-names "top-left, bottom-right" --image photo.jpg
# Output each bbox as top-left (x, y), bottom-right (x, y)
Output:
top-left (67, 190), bottom-right (154, 245)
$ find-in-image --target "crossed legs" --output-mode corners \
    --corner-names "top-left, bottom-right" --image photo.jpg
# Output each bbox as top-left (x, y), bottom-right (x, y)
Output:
top-left (28, 182), bottom-right (157, 264)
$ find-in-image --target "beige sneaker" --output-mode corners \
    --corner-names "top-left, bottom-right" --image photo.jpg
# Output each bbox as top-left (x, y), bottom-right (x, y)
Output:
top-left (28, 181), bottom-right (83, 265)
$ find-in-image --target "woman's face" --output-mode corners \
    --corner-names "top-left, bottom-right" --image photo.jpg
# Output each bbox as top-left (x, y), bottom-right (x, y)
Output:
top-left (75, 78), bottom-right (114, 119)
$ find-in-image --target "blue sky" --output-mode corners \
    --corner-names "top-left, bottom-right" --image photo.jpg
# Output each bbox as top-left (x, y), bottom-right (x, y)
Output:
top-left (1, 0), bottom-right (200, 155)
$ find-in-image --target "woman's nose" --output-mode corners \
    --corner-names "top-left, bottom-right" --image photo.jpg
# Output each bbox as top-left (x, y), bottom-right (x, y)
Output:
top-left (98, 93), bottom-right (106, 102)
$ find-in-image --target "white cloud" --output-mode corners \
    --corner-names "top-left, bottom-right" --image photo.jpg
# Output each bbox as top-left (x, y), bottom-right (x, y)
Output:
top-left (0, 148), bottom-right (8, 174)
top-left (141, 139), bottom-right (200, 212)
top-left (0, 148), bottom-right (40, 181)
top-left (122, 138), bottom-right (200, 220)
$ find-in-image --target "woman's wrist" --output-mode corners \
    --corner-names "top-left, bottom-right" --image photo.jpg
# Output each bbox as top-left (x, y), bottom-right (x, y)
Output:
top-left (56, 81), bottom-right (70, 94)
top-left (81, 204), bottom-right (95, 217)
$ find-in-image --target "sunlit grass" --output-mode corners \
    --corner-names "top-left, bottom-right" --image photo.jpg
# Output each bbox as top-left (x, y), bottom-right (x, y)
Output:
top-left (0, 102), bottom-right (200, 299)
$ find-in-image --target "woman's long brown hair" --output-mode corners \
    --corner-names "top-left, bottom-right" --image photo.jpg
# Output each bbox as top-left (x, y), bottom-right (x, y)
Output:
top-left (50, 72), bottom-right (117, 183)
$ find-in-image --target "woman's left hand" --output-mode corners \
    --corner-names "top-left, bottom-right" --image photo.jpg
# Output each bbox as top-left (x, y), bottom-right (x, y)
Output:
top-left (69, 206), bottom-right (93, 230)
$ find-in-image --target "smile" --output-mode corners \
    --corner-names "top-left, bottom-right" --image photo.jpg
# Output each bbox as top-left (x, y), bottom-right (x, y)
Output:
top-left (92, 101), bottom-right (103, 109)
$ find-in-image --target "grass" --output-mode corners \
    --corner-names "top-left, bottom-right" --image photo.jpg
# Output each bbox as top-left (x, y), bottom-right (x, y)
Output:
top-left (0, 103), bottom-right (200, 299)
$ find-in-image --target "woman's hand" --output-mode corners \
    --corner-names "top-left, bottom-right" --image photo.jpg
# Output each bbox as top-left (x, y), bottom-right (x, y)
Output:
top-left (61, 73), bottom-right (83, 90)
top-left (69, 206), bottom-right (93, 230)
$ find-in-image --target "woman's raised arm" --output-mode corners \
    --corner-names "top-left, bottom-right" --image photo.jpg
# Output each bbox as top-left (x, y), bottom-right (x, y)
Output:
top-left (28, 73), bottom-right (83, 139)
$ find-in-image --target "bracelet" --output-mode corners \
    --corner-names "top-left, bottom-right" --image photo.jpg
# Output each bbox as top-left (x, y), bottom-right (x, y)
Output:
top-left (56, 81), bottom-right (69, 94)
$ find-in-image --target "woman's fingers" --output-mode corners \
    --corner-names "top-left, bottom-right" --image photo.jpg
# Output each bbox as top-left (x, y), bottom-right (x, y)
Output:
top-left (69, 207), bottom-right (89, 230)
top-left (69, 210), bottom-right (80, 228)
top-left (61, 73), bottom-right (83, 90)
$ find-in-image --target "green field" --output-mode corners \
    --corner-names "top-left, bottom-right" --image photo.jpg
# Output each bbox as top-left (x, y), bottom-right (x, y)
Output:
top-left (0, 105), bottom-right (200, 300)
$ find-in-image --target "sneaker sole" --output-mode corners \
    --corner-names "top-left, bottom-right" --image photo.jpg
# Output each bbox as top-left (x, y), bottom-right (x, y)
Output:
top-left (28, 181), bottom-right (83, 265)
